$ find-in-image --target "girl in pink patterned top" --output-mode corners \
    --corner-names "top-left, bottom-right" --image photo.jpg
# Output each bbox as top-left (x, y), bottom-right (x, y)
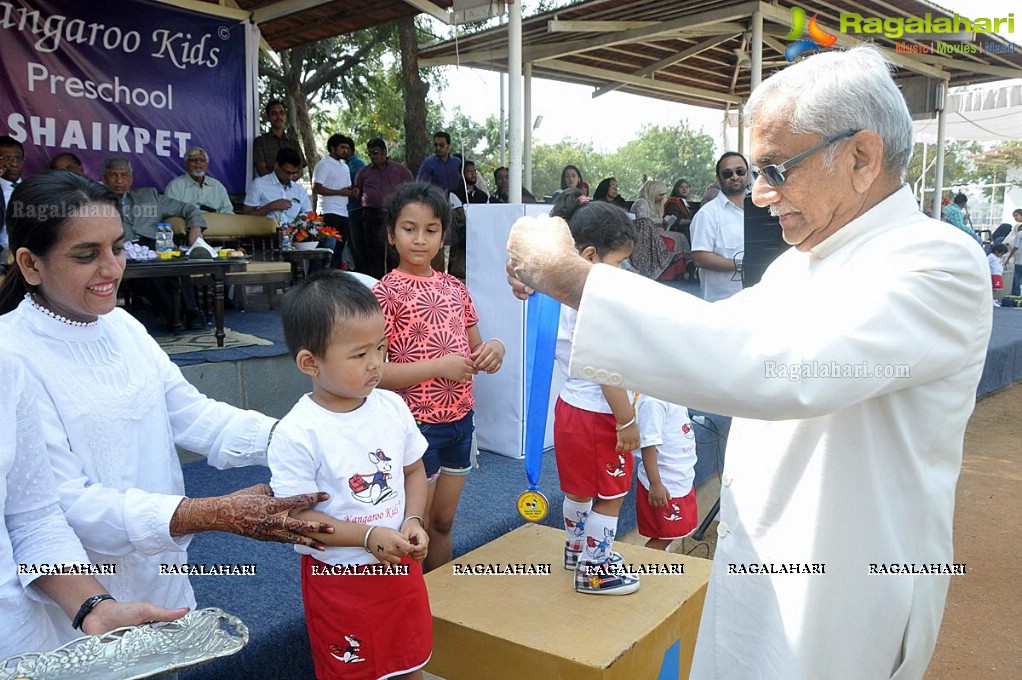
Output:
top-left (372, 182), bottom-right (505, 571)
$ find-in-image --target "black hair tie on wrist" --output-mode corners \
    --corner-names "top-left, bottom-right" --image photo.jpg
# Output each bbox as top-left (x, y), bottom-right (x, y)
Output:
top-left (72, 593), bottom-right (116, 630)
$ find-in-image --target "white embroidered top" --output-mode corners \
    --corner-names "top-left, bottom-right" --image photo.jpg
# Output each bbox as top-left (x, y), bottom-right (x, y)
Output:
top-left (0, 300), bottom-right (275, 642)
top-left (0, 356), bottom-right (91, 656)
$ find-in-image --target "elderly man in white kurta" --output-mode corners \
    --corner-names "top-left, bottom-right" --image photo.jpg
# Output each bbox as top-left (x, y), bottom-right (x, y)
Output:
top-left (506, 46), bottom-right (990, 679)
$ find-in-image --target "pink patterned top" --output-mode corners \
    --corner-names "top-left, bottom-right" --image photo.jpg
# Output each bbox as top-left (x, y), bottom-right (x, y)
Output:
top-left (373, 269), bottom-right (479, 423)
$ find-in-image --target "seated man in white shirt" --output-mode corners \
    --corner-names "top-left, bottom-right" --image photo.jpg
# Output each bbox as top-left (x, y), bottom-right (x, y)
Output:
top-left (164, 146), bottom-right (235, 214)
top-left (243, 147), bottom-right (311, 225)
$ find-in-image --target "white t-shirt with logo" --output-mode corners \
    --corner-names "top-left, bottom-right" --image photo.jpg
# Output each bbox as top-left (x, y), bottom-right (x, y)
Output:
top-left (633, 395), bottom-right (697, 498)
top-left (269, 390), bottom-right (426, 566)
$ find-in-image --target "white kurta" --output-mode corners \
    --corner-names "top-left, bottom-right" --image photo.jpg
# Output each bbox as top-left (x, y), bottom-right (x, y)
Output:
top-left (569, 186), bottom-right (991, 679)
top-left (0, 300), bottom-right (275, 642)
top-left (1, 357), bottom-right (91, 657)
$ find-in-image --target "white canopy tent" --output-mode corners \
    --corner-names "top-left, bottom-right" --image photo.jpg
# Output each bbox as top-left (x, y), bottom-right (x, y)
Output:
top-left (914, 82), bottom-right (1022, 143)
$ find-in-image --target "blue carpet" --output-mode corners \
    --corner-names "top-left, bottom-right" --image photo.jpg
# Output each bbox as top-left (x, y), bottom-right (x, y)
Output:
top-left (179, 464), bottom-right (312, 680)
top-left (980, 307), bottom-right (1022, 396)
top-left (136, 301), bottom-right (289, 368)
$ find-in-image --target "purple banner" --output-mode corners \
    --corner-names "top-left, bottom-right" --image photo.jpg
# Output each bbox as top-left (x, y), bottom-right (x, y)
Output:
top-left (0, 0), bottom-right (254, 193)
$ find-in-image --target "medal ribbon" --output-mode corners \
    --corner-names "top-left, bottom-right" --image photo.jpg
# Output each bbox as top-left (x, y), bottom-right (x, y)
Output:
top-left (523, 292), bottom-right (560, 491)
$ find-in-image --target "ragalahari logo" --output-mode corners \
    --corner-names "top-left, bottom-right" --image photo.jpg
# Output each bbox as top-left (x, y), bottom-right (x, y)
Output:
top-left (784, 7), bottom-right (839, 61)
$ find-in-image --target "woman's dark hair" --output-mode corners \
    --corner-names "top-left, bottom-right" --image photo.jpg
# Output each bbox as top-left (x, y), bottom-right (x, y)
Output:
top-left (0, 170), bottom-right (120, 315)
top-left (592, 177), bottom-right (616, 202)
top-left (384, 181), bottom-right (451, 236)
top-left (550, 188), bottom-right (635, 257)
top-left (281, 270), bottom-right (383, 359)
top-left (670, 179), bottom-right (689, 198)
top-left (560, 164), bottom-right (584, 190)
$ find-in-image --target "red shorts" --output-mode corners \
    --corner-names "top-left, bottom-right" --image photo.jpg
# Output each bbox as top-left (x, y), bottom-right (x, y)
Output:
top-left (636, 485), bottom-right (698, 540)
top-left (993, 274), bottom-right (1005, 290)
top-left (301, 554), bottom-right (432, 679)
top-left (554, 398), bottom-right (634, 499)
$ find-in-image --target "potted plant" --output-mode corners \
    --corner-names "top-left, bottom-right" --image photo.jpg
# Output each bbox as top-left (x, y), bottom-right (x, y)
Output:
top-left (286, 212), bottom-right (341, 251)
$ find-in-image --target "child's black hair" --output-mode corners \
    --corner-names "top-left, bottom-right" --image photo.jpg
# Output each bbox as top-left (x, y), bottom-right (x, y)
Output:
top-left (384, 181), bottom-right (451, 237)
top-left (991, 242), bottom-right (1009, 256)
top-left (550, 188), bottom-right (636, 257)
top-left (281, 270), bottom-right (382, 359)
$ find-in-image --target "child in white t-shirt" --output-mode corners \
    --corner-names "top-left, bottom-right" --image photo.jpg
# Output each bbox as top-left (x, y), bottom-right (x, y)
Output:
top-left (550, 190), bottom-right (640, 595)
top-left (989, 243), bottom-right (1008, 305)
top-left (270, 270), bottom-right (431, 680)
top-left (634, 394), bottom-right (699, 551)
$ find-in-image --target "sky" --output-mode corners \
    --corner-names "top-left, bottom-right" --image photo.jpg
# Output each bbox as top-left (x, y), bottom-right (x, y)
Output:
top-left (434, 0), bottom-right (1020, 155)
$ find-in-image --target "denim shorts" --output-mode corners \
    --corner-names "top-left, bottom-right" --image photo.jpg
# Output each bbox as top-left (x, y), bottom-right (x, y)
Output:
top-left (418, 410), bottom-right (474, 480)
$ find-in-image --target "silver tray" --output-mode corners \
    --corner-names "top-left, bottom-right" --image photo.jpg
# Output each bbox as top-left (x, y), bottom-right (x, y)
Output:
top-left (0, 607), bottom-right (248, 679)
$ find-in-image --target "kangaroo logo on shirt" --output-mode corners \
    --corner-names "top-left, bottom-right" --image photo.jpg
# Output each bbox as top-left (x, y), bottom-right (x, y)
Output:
top-left (347, 449), bottom-right (396, 505)
top-left (329, 634), bottom-right (365, 663)
top-left (681, 422), bottom-right (695, 439)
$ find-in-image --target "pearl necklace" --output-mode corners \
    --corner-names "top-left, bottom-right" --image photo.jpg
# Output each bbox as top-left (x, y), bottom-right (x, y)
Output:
top-left (26, 293), bottom-right (99, 328)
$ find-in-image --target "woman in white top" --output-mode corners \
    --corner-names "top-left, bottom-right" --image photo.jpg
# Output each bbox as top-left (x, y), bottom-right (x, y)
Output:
top-left (0, 171), bottom-right (332, 642)
top-left (0, 355), bottom-right (186, 657)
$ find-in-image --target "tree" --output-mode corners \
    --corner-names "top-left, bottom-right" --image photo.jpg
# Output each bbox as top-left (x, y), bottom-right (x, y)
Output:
top-left (909, 140), bottom-right (989, 206)
top-left (609, 121), bottom-right (717, 199)
top-left (259, 26), bottom-right (393, 169)
top-left (398, 16), bottom-right (430, 176)
top-left (529, 139), bottom-right (607, 199)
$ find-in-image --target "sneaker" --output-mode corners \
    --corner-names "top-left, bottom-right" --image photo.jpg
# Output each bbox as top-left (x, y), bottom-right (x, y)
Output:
top-left (564, 545), bottom-right (624, 570)
top-left (574, 560), bottom-right (640, 595)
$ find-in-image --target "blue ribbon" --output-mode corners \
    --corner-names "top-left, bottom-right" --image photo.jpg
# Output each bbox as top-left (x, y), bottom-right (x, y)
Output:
top-left (523, 293), bottom-right (561, 491)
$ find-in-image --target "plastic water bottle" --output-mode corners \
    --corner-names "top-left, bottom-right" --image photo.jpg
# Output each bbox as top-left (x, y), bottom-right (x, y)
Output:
top-left (279, 226), bottom-right (291, 251)
top-left (156, 223), bottom-right (173, 258)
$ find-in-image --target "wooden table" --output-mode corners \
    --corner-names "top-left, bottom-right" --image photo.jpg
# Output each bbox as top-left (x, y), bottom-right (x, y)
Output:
top-left (123, 258), bottom-right (248, 347)
top-left (272, 247), bottom-right (332, 282)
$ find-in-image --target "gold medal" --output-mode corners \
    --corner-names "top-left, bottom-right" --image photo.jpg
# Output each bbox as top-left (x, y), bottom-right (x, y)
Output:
top-left (516, 489), bottom-right (549, 522)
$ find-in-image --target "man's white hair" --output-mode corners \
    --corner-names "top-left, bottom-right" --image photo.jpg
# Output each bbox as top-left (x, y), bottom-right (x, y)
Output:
top-left (745, 45), bottom-right (913, 179)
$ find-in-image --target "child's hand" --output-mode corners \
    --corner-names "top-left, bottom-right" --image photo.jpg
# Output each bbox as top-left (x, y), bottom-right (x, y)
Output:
top-left (615, 422), bottom-right (639, 452)
top-left (402, 522), bottom-right (429, 562)
top-left (648, 481), bottom-right (670, 508)
top-left (436, 353), bottom-right (477, 383)
top-left (471, 339), bottom-right (505, 374)
top-left (365, 526), bottom-right (413, 564)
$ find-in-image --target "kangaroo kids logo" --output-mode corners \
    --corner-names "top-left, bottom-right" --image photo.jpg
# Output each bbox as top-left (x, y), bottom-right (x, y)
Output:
top-left (784, 7), bottom-right (838, 61)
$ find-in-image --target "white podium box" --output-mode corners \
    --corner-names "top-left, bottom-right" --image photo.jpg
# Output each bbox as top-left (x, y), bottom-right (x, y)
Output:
top-left (465, 203), bottom-right (564, 458)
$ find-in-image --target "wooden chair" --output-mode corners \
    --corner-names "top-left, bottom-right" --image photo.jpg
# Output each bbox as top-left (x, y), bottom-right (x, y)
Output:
top-left (169, 215), bottom-right (294, 310)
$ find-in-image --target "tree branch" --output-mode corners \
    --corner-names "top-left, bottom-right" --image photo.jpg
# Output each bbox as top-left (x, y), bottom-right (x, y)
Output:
top-left (303, 41), bottom-right (377, 93)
